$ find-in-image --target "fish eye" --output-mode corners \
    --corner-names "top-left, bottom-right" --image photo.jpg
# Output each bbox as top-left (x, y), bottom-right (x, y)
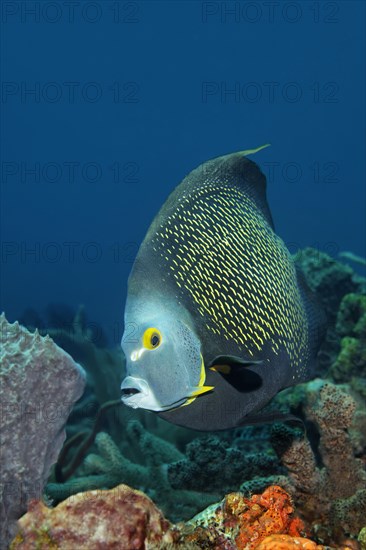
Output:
top-left (143, 327), bottom-right (162, 350)
top-left (151, 334), bottom-right (160, 347)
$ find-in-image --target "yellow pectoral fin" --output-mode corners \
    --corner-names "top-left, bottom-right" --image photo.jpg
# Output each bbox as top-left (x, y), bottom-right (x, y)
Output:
top-left (210, 364), bottom-right (231, 374)
top-left (190, 385), bottom-right (215, 397)
top-left (240, 143), bottom-right (271, 156)
top-left (181, 354), bottom-right (214, 408)
top-left (182, 385), bottom-right (215, 407)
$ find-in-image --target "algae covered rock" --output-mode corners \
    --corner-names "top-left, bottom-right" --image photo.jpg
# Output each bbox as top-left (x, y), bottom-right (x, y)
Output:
top-left (0, 314), bottom-right (86, 548)
top-left (10, 484), bottom-right (175, 550)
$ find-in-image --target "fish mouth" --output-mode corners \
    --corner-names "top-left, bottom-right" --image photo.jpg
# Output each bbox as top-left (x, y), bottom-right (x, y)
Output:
top-left (120, 376), bottom-right (187, 412)
top-left (121, 387), bottom-right (141, 398)
top-left (120, 376), bottom-right (149, 409)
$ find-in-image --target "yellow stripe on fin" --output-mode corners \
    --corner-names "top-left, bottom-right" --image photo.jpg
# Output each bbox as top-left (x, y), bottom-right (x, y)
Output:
top-left (189, 385), bottom-right (215, 397)
top-left (182, 354), bottom-right (214, 407)
top-left (240, 144), bottom-right (271, 156)
top-left (198, 353), bottom-right (206, 387)
top-left (210, 364), bottom-right (231, 374)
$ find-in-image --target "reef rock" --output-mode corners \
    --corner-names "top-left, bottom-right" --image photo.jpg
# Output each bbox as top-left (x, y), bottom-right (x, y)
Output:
top-left (10, 484), bottom-right (175, 549)
top-left (12, 482), bottom-right (344, 549)
top-left (0, 314), bottom-right (86, 548)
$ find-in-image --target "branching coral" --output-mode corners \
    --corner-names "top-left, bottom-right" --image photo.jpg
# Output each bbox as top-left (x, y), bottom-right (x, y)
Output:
top-left (46, 430), bottom-right (150, 501)
top-left (168, 435), bottom-right (281, 494)
top-left (271, 381), bottom-right (366, 544)
top-left (46, 421), bottom-right (220, 522)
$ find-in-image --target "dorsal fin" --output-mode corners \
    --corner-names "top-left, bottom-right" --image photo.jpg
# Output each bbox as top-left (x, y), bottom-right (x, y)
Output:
top-left (180, 145), bottom-right (274, 230)
top-left (239, 144), bottom-right (271, 156)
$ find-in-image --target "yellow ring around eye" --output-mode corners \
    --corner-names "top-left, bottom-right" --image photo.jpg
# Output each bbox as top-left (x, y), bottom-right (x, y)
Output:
top-left (143, 327), bottom-right (162, 350)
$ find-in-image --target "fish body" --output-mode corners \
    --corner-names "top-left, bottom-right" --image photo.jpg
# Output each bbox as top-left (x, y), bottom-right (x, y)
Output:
top-left (121, 149), bottom-right (325, 430)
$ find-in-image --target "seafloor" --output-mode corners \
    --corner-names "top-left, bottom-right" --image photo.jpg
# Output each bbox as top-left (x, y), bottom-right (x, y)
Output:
top-left (1, 247), bottom-right (365, 549)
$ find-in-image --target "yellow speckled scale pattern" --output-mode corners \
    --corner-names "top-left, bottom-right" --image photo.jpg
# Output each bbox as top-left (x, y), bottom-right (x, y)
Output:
top-left (151, 182), bottom-right (309, 375)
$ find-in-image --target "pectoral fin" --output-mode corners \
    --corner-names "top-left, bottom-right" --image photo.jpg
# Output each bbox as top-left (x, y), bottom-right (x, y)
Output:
top-left (209, 355), bottom-right (263, 369)
top-left (210, 364), bottom-right (232, 374)
top-left (209, 355), bottom-right (263, 393)
top-left (190, 385), bottom-right (215, 397)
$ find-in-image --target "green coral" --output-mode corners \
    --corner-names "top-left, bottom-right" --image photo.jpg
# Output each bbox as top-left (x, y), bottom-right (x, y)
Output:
top-left (294, 247), bottom-right (359, 320)
top-left (168, 435), bottom-right (281, 494)
top-left (358, 526), bottom-right (366, 550)
top-left (336, 293), bottom-right (366, 338)
top-left (46, 421), bottom-right (220, 522)
top-left (332, 336), bottom-right (366, 380)
top-left (47, 430), bottom-right (151, 500)
top-left (330, 293), bottom-right (366, 393)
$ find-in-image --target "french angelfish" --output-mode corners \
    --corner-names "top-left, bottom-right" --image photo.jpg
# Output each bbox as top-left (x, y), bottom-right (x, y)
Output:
top-left (120, 146), bottom-right (325, 430)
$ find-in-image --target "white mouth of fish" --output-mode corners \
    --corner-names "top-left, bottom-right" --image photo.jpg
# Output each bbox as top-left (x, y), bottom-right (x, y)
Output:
top-left (120, 376), bottom-right (150, 409)
top-left (121, 376), bottom-right (188, 411)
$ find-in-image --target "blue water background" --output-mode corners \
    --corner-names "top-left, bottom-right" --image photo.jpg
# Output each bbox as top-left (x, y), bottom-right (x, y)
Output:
top-left (1, 1), bottom-right (365, 345)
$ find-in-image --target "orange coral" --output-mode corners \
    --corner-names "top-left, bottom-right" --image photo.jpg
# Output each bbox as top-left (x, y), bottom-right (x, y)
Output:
top-left (224, 486), bottom-right (306, 549)
top-left (255, 533), bottom-right (325, 549)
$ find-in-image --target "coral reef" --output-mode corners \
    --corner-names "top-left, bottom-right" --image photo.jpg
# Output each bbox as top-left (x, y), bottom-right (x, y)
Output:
top-left (11, 484), bottom-right (330, 550)
top-left (0, 314), bottom-right (86, 549)
top-left (42, 249), bottom-right (366, 545)
top-left (295, 247), bottom-right (361, 321)
top-left (270, 381), bottom-right (366, 545)
top-left (168, 434), bottom-right (281, 494)
top-left (358, 527), bottom-right (366, 550)
top-left (330, 293), bottom-right (366, 393)
top-left (181, 485), bottom-right (315, 549)
top-left (10, 484), bottom-right (176, 549)
top-left (295, 248), bottom-right (365, 375)
top-left (46, 420), bottom-right (220, 522)
top-left (46, 430), bottom-right (150, 500)
top-left (4, 247), bottom-right (366, 548)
